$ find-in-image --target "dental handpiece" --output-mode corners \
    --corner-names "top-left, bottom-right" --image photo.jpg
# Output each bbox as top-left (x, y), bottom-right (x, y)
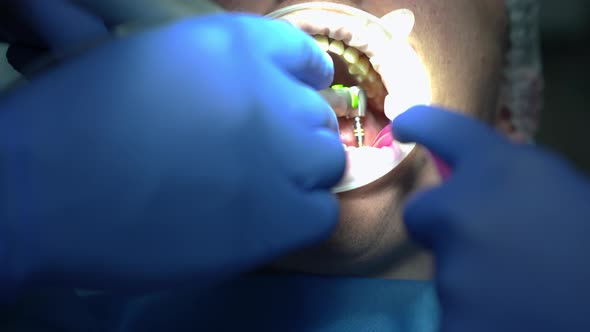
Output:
top-left (319, 85), bottom-right (367, 147)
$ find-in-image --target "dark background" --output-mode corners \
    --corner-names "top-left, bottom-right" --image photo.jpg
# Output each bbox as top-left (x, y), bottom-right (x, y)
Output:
top-left (1, 1), bottom-right (589, 173)
top-left (538, 0), bottom-right (590, 174)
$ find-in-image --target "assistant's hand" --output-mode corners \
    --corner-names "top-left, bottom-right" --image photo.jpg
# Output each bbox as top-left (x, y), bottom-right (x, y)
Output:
top-left (392, 106), bottom-right (590, 332)
top-left (0, 14), bottom-right (344, 295)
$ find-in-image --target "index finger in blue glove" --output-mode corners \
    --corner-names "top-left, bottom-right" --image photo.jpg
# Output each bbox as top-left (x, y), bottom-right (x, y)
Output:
top-left (392, 105), bottom-right (508, 167)
top-left (239, 16), bottom-right (334, 91)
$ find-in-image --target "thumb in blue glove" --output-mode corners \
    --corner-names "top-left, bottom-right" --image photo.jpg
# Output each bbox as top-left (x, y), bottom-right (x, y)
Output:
top-left (392, 105), bottom-right (590, 332)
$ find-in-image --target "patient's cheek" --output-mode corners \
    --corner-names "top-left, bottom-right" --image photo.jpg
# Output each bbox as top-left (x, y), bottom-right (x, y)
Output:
top-left (331, 148), bottom-right (442, 252)
top-left (336, 192), bottom-right (395, 245)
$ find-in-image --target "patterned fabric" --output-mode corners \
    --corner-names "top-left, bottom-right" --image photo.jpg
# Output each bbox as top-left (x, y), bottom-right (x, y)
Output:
top-left (503, 0), bottom-right (544, 138)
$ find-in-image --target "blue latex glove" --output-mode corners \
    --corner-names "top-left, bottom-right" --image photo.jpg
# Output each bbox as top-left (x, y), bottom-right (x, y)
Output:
top-left (0, 14), bottom-right (344, 297)
top-left (0, 0), bottom-right (220, 73)
top-left (392, 106), bottom-right (590, 332)
top-left (0, 0), bottom-right (109, 72)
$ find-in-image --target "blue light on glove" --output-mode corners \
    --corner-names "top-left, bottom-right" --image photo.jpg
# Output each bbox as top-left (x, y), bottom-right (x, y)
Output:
top-left (0, 14), bottom-right (344, 297)
top-left (392, 105), bottom-right (590, 332)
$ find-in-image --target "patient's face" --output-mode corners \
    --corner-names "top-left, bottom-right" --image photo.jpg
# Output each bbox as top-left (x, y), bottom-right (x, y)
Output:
top-left (216, 0), bottom-right (509, 279)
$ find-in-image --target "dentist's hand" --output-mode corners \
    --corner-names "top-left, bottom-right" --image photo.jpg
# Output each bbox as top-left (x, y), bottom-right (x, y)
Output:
top-left (0, 0), bottom-right (108, 72)
top-left (0, 14), bottom-right (344, 295)
top-left (0, 0), bottom-right (221, 73)
top-left (393, 106), bottom-right (590, 332)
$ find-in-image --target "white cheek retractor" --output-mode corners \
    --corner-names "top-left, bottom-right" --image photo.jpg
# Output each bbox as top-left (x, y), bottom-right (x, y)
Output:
top-left (267, 3), bottom-right (431, 193)
top-left (377, 9), bottom-right (432, 121)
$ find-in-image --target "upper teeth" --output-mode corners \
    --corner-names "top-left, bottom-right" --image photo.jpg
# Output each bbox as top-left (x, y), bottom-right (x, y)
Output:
top-left (342, 47), bottom-right (359, 63)
top-left (328, 39), bottom-right (345, 55)
top-left (315, 34), bottom-right (387, 113)
top-left (273, 7), bottom-right (431, 121)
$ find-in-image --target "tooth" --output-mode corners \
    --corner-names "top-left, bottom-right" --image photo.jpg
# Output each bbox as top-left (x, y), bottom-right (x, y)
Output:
top-left (355, 57), bottom-right (370, 76)
top-left (366, 71), bottom-right (378, 83)
top-left (348, 63), bottom-right (361, 75)
top-left (314, 35), bottom-right (330, 52)
top-left (328, 40), bottom-right (345, 55)
top-left (342, 47), bottom-right (359, 64)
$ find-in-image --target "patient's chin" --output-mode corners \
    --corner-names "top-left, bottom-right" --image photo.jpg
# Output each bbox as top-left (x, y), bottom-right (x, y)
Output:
top-left (271, 148), bottom-right (440, 276)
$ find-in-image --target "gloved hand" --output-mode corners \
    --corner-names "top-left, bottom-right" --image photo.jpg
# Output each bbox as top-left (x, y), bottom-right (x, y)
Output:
top-left (0, 0), bottom-right (108, 72)
top-left (392, 105), bottom-right (590, 332)
top-left (0, 14), bottom-right (344, 296)
top-left (0, 0), bottom-right (221, 73)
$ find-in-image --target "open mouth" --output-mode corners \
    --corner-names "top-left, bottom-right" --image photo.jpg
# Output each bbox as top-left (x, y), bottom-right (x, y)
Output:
top-left (267, 2), bottom-right (431, 192)
top-left (318, 35), bottom-right (391, 149)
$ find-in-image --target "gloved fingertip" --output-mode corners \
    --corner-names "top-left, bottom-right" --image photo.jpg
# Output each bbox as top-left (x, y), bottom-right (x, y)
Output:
top-left (392, 105), bottom-right (502, 166)
top-left (295, 45), bottom-right (334, 91)
top-left (317, 50), bottom-right (335, 90)
top-left (326, 108), bottom-right (340, 134)
top-left (304, 129), bottom-right (346, 190)
top-left (391, 105), bottom-right (432, 143)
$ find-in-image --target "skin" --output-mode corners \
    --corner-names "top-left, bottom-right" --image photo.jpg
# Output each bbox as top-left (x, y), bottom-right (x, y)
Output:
top-left (214, 0), bottom-right (512, 280)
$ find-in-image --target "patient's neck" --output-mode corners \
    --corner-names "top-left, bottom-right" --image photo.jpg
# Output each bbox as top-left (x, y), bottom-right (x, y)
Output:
top-left (371, 244), bottom-right (434, 280)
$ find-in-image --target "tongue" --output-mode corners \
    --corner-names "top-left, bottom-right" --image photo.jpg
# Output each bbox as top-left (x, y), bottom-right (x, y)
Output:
top-left (371, 124), bottom-right (401, 159)
top-left (372, 124), bottom-right (393, 148)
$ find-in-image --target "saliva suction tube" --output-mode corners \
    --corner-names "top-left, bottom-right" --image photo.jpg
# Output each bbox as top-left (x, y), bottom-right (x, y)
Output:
top-left (267, 2), bottom-right (432, 193)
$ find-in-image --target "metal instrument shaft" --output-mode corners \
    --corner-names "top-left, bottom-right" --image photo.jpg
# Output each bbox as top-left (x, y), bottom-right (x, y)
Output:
top-left (319, 85), bottom-right (367, 147)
